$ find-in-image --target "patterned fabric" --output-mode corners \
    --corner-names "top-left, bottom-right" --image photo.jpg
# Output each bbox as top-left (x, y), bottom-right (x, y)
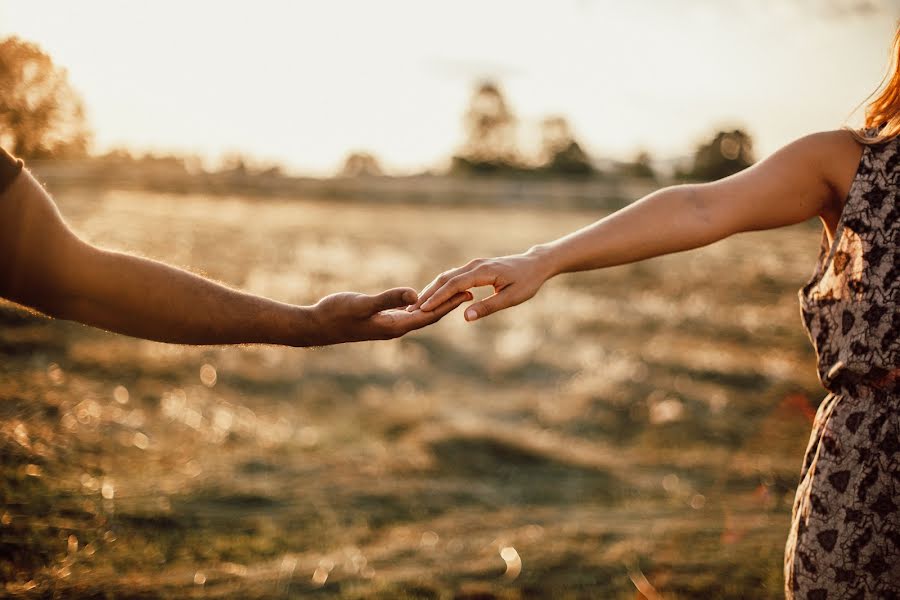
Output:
top-left (786, 133), bottom-right (900, 598)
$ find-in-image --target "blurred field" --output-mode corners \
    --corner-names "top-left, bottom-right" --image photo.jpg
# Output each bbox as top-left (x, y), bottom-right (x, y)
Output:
top-left (1, 187), bottom-right (827, 599)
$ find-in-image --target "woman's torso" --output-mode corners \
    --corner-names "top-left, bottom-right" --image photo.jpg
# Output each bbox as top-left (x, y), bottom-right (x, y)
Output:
top-left (799, 131), bottom-right (900, 394)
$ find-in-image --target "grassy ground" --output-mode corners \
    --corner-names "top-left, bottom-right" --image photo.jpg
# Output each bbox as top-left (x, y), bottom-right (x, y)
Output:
top-left (0, 188), bottom-right (826, 598)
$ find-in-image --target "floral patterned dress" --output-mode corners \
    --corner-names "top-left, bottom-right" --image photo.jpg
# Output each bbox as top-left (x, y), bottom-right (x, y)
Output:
top-left (786, 132), bottom-right (900, 599)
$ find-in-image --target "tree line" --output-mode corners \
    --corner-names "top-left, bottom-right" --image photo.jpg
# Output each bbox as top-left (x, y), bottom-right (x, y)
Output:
top-left (448, 80), bottom-right (754, 181)
top-left (1, 36), bottom-right (754, 182)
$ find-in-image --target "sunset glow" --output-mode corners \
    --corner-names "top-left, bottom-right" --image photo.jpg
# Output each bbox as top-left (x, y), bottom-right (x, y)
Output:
top-left (1, 1), bottom-right (895, 174)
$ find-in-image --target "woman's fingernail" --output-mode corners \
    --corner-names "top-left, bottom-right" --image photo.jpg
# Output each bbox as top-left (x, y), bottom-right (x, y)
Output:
top-left (465, 308), bottom-right (477, 321)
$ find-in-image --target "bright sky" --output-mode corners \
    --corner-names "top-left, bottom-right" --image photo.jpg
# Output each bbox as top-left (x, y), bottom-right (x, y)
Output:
top-left (1, 1), bottom-right (896, 175)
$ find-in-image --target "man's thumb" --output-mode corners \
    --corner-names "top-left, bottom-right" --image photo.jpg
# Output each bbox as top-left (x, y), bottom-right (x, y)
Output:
top-left (368, 287), bottom-right (417, 313)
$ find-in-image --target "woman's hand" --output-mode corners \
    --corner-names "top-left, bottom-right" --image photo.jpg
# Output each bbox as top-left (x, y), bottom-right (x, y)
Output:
top-left (412, 248), bottom-right (557, 321)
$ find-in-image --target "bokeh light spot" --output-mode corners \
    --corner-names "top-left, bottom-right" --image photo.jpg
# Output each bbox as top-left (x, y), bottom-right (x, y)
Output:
top-left (113, 385), bottom-right (130, 404)
top-left (500, 546), bottom-right (522, 580)
top-left (200, 363), bottom-right (217, 387)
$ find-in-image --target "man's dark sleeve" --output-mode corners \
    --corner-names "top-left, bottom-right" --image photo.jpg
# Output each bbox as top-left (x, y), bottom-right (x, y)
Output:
top-left (0, 147), bottom-right (24, 195)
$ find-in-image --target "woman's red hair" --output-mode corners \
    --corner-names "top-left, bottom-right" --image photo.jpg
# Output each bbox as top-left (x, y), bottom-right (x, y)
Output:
top-left (853, 23), bottom-right (900, 144)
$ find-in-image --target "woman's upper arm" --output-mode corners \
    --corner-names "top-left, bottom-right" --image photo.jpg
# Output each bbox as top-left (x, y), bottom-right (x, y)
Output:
top-left (694, 130), bottom-right (864, 237)
top-left (0, 170), bottom-right (91, 307)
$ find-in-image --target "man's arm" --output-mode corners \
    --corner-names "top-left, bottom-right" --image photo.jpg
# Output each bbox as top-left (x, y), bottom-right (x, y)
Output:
top-left (0, 169), bottom-right (469, 345)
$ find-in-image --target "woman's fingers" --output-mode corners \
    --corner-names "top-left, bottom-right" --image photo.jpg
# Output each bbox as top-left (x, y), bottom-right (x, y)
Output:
top-left (411, 258), bottom-right (488, 311)
top-left (409, 275), bottom-right (446, 312)
top-left (419, 267), bottom-right (497, 312)
top-left (412, 268), bottom-right (466, 311)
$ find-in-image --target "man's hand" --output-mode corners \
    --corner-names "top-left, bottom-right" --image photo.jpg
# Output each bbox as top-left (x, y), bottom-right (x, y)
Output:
top-left (411, 250), bottom-right (555, 322)
top-left (308, 287), bottom-right (472, 345)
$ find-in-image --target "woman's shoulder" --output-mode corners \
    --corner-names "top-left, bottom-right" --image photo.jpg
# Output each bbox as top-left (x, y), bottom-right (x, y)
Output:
top-left (798, 129), bottom-right (865, 156)
top-left (794, 131), bottom-right (868, 205)
top-left (805, 127), bottom-right (899, 162)
top-left (774, 130), bottom-right (863, 172)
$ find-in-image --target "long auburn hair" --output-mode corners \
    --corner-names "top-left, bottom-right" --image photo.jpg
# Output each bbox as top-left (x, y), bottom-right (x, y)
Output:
top-left (852, 23), bottom-right (900, 144)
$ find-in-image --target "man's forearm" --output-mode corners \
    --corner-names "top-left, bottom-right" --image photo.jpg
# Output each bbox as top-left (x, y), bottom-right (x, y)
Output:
top-left (0, 170), bottom-right (313, 345)
top-left (33, 245), bottom-right (316, 346)
top-left (1, 168), bottom-right (468, 346)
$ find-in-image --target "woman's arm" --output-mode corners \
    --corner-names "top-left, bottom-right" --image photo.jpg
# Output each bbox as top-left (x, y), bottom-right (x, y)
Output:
top-left (414, 130), bottom-right (863, 321)
top-left (0, 170), bottom-right (469, 346)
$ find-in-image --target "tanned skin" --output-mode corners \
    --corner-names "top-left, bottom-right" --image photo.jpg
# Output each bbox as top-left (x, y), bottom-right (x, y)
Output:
top-left (0, 169), bottom-right (470, 346)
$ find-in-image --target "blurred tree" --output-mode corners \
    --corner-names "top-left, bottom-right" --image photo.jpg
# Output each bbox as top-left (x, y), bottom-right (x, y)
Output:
top-left (98, 147), bottom-right (135, 164)
top-left (539, 115), bottom-right (594, 176)
top-left (219, 152), bottom-right (249, 175)
top-left (452, 80), bottom-right (519, 173)
top-left (615, 150), bottom-right (656, 180)
top-left (0, 36), bottom-right (91, 159)
top-left (540, 115), bottom-right (573, 159)
top-left (340, 151), bottom-right (383, 177)
top-left (138, 152), bottom-right (189, 173)
top-left (217, 152), bottom-right (284, 177)
top-left (686, 129), bottom-right (755, 181)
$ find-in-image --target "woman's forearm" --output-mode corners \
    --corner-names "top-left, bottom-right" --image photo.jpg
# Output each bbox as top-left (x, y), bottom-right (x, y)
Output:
top-left (414, 183), bottom-right (734, 317)
top-left (414, 133), bottom-right (849, 320)
top-left (530, 132), bottom-right (854, 280)
top-left (532, 184), bottom-right (728, 277)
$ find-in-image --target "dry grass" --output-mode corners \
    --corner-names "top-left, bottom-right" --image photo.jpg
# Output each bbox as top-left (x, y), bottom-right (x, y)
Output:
top-left (0, 187), bottom-right (826, 598)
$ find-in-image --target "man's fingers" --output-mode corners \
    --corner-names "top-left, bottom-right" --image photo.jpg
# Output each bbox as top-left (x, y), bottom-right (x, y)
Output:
top-left (366, 287), bottom-right (418, 314)
top-left (426, 290), bottom-right (472, 320)
top-left (464, 291), bottom-right (511, 322)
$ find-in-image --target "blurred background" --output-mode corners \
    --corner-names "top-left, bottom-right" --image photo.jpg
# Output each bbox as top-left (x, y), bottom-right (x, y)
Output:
top-left (0, 1), bottom-right (897, 598)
